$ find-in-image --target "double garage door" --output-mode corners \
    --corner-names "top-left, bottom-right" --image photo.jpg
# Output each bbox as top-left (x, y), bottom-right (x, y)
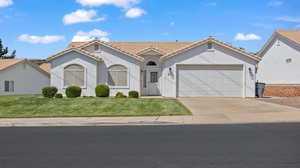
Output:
top-left (177, 65), bottom-right (244, 97)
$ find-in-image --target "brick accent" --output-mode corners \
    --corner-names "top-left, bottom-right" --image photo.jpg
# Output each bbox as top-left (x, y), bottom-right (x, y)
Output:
top-left (264, 85), bottom-right (300, 97)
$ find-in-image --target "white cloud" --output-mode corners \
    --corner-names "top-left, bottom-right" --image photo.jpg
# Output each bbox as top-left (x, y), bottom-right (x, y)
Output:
top-left (234, 33), bottom-right (262, 41)
top-left (72, 29), bottom-right (110, 42)
top-left (63, 9), bottom-right (105, 25)
top-left (125, 8), bottom-right (146, 18)
top-left (268, 1), bottom-right (284, 7)
top-left (0, 0), bottom-right (13, 7)
top-left (18, 34), bottom-right (65, 44)
top-left (276, 16), bottom-right (300, 23)
top-left (207, 2), bottom-right (217, 6)
top-left (76, 0), bottom-right (139, 8)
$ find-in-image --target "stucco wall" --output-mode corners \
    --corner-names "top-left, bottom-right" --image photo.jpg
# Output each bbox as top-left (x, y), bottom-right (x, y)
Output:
top-left (257, 36), bottom-right (300, 84)
top-left (0, 62), bottom-right (50, 95)
top-left (161, 43), bottom-right (257, 98)
top-left (84, 44), bottom-right (141, 96)
top-left (50, 51), bottom-right (98, 96)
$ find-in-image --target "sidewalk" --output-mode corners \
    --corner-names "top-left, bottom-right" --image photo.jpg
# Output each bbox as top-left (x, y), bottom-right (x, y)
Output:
top-left (1, 112), bottom-right (300, 127)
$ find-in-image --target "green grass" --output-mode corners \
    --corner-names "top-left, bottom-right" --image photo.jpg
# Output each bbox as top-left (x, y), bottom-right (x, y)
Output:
top-left (0, 95), bottom-right (191, 118)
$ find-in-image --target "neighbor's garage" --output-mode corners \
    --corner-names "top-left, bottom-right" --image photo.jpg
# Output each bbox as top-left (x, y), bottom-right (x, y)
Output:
top-left (177, 65), bottom-right (244, 97)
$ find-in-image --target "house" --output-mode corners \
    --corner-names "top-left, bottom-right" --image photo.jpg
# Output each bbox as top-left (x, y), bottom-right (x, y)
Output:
top-left (0, 59), bottom-right (50, 95)
top-left (257, 30), bottom-right (300, 97)
top-left (47, 37), bottom-right (260, 98)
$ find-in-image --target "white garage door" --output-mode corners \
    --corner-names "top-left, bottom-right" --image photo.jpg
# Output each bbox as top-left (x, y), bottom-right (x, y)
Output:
top-left (177, 65), bottom-right (243, 97)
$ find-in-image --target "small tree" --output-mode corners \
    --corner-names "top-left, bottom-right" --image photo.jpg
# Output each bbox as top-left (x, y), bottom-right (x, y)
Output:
top-left (0, 39), bottom-right (16, 59)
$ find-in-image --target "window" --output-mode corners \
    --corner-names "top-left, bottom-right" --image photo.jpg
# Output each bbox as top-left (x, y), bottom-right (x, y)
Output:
top-left (207, 42), bottom-right (213, 49)
top-left (143, 70), bottom-right (147, 88)
top-left (4, 81), bottom-right (14, 92)
top-left (108, 65), bottom-right (128, 87)
top-left (146, 61), bottom-right (157, 66)
top-left (64, 64), bottom-right (85, 87)
top-left (94, 44), bottom-right (100, 51)
top-left (150, 72), bottom-right (158, 83)
top-left (286, 58), bottom-right (292, 63)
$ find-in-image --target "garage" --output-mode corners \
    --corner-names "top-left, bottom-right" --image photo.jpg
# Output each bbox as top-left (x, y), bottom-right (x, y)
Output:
top-left (177, 65), bottom-right (244, 97)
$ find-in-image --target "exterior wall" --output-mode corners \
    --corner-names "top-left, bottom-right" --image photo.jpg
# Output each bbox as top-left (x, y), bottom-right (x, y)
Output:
top-left (50, 51), bottom-right (98, 96)
top-left (0, 62), bottom-right (50, 95)
top-left (51, 44), bottom-right (141, 97)
top-left (161, 44), bottom-right (257, 98)
top-left (257, 36), bottom-right (300, 84)
top-left (91, 45), bottom-right (141, 96)
top-left (264, 85), bottom-right (300, 97)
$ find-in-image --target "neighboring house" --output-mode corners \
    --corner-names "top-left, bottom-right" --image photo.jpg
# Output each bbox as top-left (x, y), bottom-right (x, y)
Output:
top-left (47, 37), bottom-right (260, 98)
top-left (0, 59), bottom-right (50, 95)
top-left (257, 30), bottom-right (300, 97)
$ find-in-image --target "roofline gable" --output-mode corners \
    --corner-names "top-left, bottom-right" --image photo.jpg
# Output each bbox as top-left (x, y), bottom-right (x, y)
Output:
top-left (46, 48), bottom-right (102, 62)
top-left (161, 37), bottom-right (261, 61)
top-left (77, 40), bottom-right (144, 61)
top-left (137, 47), bottom-right (164, 56)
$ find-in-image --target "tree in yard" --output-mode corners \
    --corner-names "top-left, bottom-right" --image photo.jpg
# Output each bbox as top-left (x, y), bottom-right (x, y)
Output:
top-left (0, 39), bottom-right (16, 59)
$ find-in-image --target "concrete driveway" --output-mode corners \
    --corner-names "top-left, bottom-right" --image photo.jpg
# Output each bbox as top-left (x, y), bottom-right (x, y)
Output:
top-left (178, 98), bottom-right (300, 123)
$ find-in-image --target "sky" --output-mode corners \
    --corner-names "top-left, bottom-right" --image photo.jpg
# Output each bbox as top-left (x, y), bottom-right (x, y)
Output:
top-left (0, 0), bottom-right (299, 59)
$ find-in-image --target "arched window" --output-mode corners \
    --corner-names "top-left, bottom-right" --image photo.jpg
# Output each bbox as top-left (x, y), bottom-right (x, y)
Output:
top-left (64, 64), bottom-right (85, 87)
top-left (146, 61), bottom-right (157, 66)
top-left (108, 65), bottom-right (128, 86)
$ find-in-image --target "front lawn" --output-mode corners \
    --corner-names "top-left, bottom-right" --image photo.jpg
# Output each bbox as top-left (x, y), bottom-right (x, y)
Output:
top-left (0, 95), bottom-right (191, 118)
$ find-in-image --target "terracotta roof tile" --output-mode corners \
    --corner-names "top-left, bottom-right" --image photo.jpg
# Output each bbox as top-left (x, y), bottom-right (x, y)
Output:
top-left (277, 30), bottom-right (300, 45)
top-left (0, 59), bottom-right (25, 71)
top-left (39, 63), bottom-right (51, 74)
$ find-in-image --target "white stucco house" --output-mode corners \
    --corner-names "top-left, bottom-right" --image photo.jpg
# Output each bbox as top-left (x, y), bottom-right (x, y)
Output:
top-left (0, 59), bottom-right (50, 95)
top-left (47, 37), bottom-right (261, 98)
top-left (257, 30), bottom-right (300, 96)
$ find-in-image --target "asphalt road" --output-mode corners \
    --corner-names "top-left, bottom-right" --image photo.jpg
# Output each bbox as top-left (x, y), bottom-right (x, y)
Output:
top-left (0, 123), bottom-right (300, 168)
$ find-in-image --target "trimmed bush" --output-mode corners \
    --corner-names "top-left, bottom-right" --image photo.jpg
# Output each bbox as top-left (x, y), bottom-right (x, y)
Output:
top-left (42, 86), bottom-right (58, 98)
top-left (95, 85), bottom-right (110, 97)
top-left (115, 92), bottom-right (127, 98)
top-left (66, 86), bottom-right (82, 98)
top-left (55, 93), bottom-right (63, 99)
top-left (128, 91), bottom-right (139, 98)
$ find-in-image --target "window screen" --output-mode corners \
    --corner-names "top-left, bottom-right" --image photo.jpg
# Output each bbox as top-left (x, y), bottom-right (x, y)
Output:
top-left (64, 64), bottom-right (85, 87)
top-left (108, 65), bottom-right (128, 86)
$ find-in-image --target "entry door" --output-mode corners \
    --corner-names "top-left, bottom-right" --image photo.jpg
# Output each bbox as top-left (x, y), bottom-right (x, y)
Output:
top-left (147, 70), bottom-right (160, 96)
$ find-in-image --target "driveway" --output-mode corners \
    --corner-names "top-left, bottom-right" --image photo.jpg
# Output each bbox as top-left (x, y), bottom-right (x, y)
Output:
top-left (178, 98), bottom-right (300, 123)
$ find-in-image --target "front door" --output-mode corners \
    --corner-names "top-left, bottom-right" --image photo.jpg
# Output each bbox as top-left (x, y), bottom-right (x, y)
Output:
top-left (146, 70), bottom-right (160, 96)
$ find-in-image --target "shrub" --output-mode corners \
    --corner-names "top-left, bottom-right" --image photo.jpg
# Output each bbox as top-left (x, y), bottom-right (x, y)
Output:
top-left (95, 85), bottom-right (110, 97)
top-left (128, 91), bottom-right (139, 98)
top-left (115, 92), bottom-right (127, 98)
top-left (55, 93), bottom-right (63, 99)
top-left (42, 86), bottom-right (58, 98)
top-left (66, 86), bottom-right (82, 98)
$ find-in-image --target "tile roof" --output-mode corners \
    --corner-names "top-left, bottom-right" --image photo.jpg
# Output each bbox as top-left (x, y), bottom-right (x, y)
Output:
top-left (39, 63), bottom-right (51, 74)
top-left (66, 38), bottom-right (259, 61)
top-left (68, 41), bottom-right (193, 57)
top-left (277, 30), bottom-right (300, 45)
top-left (0, 59), bottom-right (25, 71)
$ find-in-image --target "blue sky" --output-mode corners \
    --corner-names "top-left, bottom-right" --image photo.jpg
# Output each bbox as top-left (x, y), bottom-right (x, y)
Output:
top-left (0, 0), bottom-right (299, 59)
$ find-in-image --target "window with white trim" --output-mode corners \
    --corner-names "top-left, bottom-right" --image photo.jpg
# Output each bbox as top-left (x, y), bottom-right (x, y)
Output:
top-left (4, 81), bottom-right (14, 92)
top-left (64, 64), bottom-right (85, 87)
top-left (108, 65), bottom-right (128, 87)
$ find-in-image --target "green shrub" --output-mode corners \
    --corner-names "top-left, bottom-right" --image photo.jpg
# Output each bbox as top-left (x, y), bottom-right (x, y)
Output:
top-left (95, 85), bottom-right (110, 97)
top-left (128, 91), bottom-right (139, 98)
top-left (66, 86), bottom-right (82, 98)
top-left (42, 86), bottom-right (58, 98)
top-left (115, 92), bottom-right (127, 98)
top-left (55, 93), bottom-right (63, 99)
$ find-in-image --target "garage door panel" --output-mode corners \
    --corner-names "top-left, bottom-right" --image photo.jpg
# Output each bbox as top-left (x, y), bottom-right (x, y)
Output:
top-left (177, 65), bottom-right (243, 97)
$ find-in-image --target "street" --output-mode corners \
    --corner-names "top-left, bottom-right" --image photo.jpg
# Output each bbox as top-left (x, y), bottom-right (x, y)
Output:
top-left (1, 123), bottom-right (300, 168)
